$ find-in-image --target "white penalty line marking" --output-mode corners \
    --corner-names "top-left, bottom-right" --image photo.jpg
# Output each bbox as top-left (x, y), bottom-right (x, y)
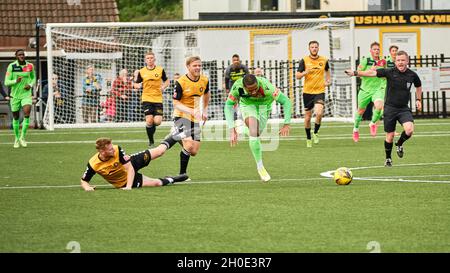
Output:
top-left (1, 120), bottom-right (450, 136)
top-left (0, 177), bottom-right (327, 190)
top-left (3, 162), bottom-right (450, 190)
top-left (320, 161), bottom-right (450, 184)
top-left (2, 132), bottom-right (450, 145)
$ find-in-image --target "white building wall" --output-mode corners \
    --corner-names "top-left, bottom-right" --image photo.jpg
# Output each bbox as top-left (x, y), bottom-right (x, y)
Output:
top-left (354, 27), bottom-right (450, 58)
top-left (355, 28), bottom-right (380, 58)
top-left (184, 0), bottom-right (371, 18)
top-left (420, 27), bottom-right (450, 56)
top-left (229, 0), bottom-right (250, 12)
top-left (172, 23), bottom-right (449, 65)
top-left (319, 0), bottom-right (368, 12)
top-left (195, 25), bottom-right (450, 62)
top-left (184, 0), bottom-right (231, 20)
top-left (199, 30), bottom-right (250, 61)
top-left (292, 29), bottom-right (330, 59)
top-left (197, 24), bottom-right (354, 64)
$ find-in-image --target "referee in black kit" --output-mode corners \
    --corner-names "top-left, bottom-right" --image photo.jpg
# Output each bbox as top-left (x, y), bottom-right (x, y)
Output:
top-left (346, 50), bottom-right (422, 167)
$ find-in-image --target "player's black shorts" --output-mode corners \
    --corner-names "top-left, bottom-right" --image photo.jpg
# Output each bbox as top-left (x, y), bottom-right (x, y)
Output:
top-left (383, 104), bottom-right (414, 133)
top-left (174, 117), bottom-right (201, 142)
top-left (142, 102), bottom-right (163, 116)
top-left (303, 93), bottom-right (325, 111)
top-left (128, 149), bottom-right (152, 188)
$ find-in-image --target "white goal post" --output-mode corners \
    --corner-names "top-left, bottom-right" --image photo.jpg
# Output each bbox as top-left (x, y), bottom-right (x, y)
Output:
top-left (44, 18), bottom-right (356, 130)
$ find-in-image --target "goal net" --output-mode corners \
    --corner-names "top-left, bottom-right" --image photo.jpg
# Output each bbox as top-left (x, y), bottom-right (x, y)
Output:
top-left (44, 18), bottom-right (355, 130)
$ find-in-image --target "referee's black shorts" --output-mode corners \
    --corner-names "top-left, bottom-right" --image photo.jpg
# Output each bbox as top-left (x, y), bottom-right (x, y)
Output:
top-left (383, 104), bottom-right (414, 133)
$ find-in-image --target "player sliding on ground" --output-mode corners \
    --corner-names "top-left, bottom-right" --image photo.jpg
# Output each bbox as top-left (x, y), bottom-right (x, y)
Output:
top-left (81, 137), bottom-right (188, 191)
top-left (224, 74), bottom-right (291, 182)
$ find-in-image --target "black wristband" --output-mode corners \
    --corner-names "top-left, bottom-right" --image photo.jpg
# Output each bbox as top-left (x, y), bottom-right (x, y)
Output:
top-left (353, 70), bottom-right (358, 76)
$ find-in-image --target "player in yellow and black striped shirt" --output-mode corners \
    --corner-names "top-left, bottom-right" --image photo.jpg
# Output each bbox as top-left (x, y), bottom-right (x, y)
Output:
top-left (166, 56), bottom-right (210, 177)
top-left (80, 137), bottom-right (188, 191)
top-left (134, 51), bottom-right (170, 146)
top-left (296, 41), bottom-right (331, 148)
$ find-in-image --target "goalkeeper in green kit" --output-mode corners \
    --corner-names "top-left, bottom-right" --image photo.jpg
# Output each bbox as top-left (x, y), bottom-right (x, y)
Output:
top-left (224, 74), bottom-right (291, 182)
top-left (4, 49), bottom-right (35, 148)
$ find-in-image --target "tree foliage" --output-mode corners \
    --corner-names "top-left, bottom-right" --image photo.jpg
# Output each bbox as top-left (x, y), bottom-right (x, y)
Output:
top-left (117, 0), bottom-right (183, 22)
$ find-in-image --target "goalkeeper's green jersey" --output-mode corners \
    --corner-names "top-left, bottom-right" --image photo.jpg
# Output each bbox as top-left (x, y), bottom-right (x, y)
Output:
top-left (4, 60), bottom-right (36, 99)
top-left (224, 76), bottom-right (292, 128)
top-left (358, 56), bottom-right (386, 93)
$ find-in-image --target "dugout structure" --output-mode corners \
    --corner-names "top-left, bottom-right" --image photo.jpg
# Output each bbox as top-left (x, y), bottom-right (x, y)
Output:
top-left (45, 18), bottom-right (356, 130)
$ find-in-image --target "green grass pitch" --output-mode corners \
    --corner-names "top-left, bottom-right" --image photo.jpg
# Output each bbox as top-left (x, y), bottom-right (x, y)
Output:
top-left (0, 119), bottom-right (449, 253)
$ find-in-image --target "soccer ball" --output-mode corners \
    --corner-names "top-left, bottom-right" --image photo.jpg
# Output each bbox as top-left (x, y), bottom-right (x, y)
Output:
top-left (333, 167), bottom-right (353, 185)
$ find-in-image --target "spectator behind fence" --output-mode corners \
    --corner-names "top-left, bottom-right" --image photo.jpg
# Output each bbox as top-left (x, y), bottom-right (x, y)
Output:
top-left (254, 67), bottom-right (264, 77)
top-left (0, 81), bottom-right (10, 101)
top-left (225, 54), bottom-right (249, 95)
top-left (42, 74), bottom-right (65, 123)
top-left (112, 69), bottom-right (132, 122)
top-left (131, 69), bottom-right (143, 121)
top-left (100, 92), bottom-right (116, 123)
top-left (82, 65), bottom-right (102, 123)
top-left (224, 54), bottom-right (249, 123)
top-left (164, 72), bottom-right (180, 120)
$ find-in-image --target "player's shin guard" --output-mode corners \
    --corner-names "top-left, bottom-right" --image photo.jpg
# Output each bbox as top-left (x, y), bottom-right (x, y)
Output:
top-left (384, 141), bottom-right (393, 159)
top-left (179, 148), bottom-right (191, 175)
top-left (21, 117), bottom-right (30, 138)
top-left (354, 114), bottom-right (363, 130)
top-left (396, 131), bottom-right (411, 146)
top-left (371, 109), bottom-right (383, 123)
top-left (249, 136), bottom-right (262, 164)
top-left (12, 119), bottom-right (20, 140)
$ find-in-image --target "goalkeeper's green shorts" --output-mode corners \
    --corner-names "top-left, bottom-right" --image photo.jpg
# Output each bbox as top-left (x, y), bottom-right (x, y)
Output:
top-left (357, 87), bottom-right (385, 109)
top-left (240, 104), bottom-right (270, 134)
top-left (10, 96), bottom-right (32, 112)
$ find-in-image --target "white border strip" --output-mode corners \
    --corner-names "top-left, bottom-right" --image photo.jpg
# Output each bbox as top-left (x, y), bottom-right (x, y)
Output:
top-left (320, 162), bottom-right (450, 184)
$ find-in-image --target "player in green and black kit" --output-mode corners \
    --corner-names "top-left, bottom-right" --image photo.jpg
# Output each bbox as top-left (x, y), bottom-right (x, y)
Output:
top-left (352, 42), bottom-right (386, 142)
top-left (224, 74), bottom-right (291, 182)
top-left (4, 49), bottom-right (35, 148)
top-left (386, 45), bottom-right (398, 69)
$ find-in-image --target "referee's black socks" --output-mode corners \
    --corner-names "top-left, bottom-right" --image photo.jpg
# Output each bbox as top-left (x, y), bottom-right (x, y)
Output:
top-left (385, 141), bottom-right (393, 159)
top-left (396, 131), bottom-right (411, 146)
